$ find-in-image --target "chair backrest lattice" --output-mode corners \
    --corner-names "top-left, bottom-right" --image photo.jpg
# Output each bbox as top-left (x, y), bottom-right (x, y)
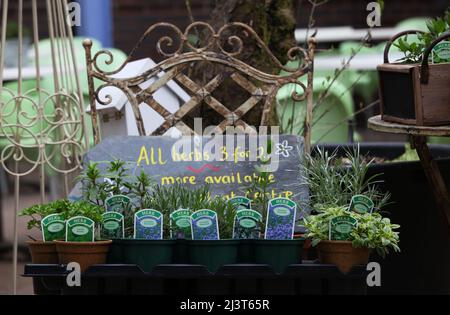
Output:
top-left (83, 22), bottom-right (313, 144)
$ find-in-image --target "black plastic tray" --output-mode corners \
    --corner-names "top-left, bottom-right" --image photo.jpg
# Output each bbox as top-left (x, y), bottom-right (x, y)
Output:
top-left (23, 262), bottom-right (368, 295)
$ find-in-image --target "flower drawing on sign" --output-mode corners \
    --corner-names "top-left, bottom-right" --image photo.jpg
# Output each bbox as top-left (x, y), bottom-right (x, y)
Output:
top-left (275, 140), bottom-right (293, 158)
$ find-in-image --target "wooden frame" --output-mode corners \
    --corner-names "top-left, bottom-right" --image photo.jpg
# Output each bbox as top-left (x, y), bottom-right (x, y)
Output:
top-left (368, 115), bottom-right (450, 232)
top-left (83, 22), bottom-right (313, 145)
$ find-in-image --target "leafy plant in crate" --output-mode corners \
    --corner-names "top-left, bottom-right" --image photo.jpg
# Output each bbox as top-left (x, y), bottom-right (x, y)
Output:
top-left (378, 9), bottom-right (450, 126)
top-left (302, 146), bottom-right (400, 273)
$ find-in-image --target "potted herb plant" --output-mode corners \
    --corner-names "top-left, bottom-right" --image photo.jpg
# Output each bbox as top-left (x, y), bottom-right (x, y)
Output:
top-left (242, 163), bottom-right (304, 274)
top-left (304, 206), bottom-right (400, 274)
top-left (52, 201), bottom-right (111, 273)
top-left (378, 9), bottom-right (450, 126)
top-left (187, 195), bottom-right (239, 273)
top-left (20, 199), bottom-right (72, 264)
top-left (302, 147), bottom-right (400, 274)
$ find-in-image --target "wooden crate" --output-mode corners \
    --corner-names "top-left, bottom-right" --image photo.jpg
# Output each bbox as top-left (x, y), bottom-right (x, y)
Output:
top-left (378, 31), bottom-right (450, 126)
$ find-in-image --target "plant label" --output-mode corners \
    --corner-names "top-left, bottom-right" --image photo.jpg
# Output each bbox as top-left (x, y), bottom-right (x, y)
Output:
top-left (66, 216), bottom-right (95, 242)
top-left (41, 214), bottom-right (65, 242)
top-left (265, 198), bottom-right (297, 240)
top-left (105, 195), bottom-right (131, 214)
top-left (229, 196), bottom-right (252, 210)
top-left (170, 209), bottom-right (192, 239)
top-left (134, 209), bottom-right (163, 240)
top-left (329, 216), bottom-right (358, 241)
top-left (433, 42), bottom-right (450, 63)
top-left (101, 212), bottom-right (124, 239)
top-left (191, 210), bottom-right (220, 240)
top-left (232, 209), bottom-right (262, 239)
top-left (349, 195), bottom-right (374, 214)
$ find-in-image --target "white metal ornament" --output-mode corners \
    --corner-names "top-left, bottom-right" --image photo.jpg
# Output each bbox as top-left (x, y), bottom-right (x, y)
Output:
top-left (0, 0), bottom-right (87, 294)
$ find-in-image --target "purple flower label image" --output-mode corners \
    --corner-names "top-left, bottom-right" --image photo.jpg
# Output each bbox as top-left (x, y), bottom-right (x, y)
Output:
top-left (134, 209), bottom-right (163, 240)
top-left (265, 198), bottom-right (297, 240)
top-left (191, 210), bottom-right (219, 240)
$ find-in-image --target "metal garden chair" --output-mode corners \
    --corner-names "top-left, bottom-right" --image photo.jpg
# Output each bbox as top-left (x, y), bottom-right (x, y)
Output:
top-left (83, 22), bottom-right (314, 145)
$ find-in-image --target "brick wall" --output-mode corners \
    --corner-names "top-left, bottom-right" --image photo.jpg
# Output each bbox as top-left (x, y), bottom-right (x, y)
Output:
top-left (2, 0), bottom-right (448, 58)
top-left (111, 0), bottom-right (448, 58)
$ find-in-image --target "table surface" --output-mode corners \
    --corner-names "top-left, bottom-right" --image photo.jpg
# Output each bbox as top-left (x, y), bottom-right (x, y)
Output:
top-left (368, 115), bottom-right (450, 137)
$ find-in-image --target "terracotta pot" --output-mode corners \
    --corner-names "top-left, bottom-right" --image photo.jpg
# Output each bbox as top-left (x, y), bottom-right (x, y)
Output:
top-left (55, 240), bottom-right (112, 272)
top-left (27, 241), bottom-right (58, 264)
top-left (317, 241), bottom-right (370, 274)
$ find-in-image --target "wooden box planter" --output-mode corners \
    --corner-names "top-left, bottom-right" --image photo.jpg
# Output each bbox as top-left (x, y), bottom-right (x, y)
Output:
top-left (378, 32), bottom-right (450, 126)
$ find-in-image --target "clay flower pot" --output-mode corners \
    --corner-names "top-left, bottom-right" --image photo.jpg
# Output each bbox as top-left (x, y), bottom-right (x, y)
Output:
top-left (27, 241), bottom-right (58, 264)
top-left (55, 240), bottom-right (112, 272)
top-left (317, 241), bottom-right (370, 274)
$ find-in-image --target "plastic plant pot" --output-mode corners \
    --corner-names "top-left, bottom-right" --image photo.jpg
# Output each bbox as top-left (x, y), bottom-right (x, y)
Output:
top-left (252, 239), bottom-right (304, 274)
top-left (55, 240), bottom-right (112, 273)
top-left (27, 241), bottom-right (60, 295)
top-left (237, 239), bottom-right (255, 263)
top-left (188, 240), bottom-right (239, 273)
top-left (107, 239), bottom-right (175, 272)
top-left (27, 241), bottom-right (58, 264)
top-left (172, 239), bottom-right (189, 264)
top-left (317, 241), bottom-right (370, 274)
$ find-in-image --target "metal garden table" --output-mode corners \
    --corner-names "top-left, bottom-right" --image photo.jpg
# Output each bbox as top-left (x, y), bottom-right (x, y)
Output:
top-left (368, 115), bottom-right (450, 230)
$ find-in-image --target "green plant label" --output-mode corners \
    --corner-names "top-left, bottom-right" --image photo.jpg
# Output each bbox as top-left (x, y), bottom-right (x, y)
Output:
top-left (105, 195), bottom-right (131, 214)
top-left (66, 216), bottom-right (95, 242)
top-left (134, 209), bottom-right (163, 240)
top-left (329, 216), bottom-right (358, 241)
top-left (433, 42), bottom-right (450, 63)
top-left (170, 209), bottom-right (192, 239)
top-left (349, 195), bottom-right (374, 214)
top-left (191, 210), bottom-right (219, 240)
top-left (41, 214), bottom-right (65, 242)
top-left (101, 212), bottom-right (124, 239)
top-left (232, 209), bottom-right (262, 239)
top-left (229, 196), bottom-right (252, 210)
top-left (265, 198), bottom-right (297, 240)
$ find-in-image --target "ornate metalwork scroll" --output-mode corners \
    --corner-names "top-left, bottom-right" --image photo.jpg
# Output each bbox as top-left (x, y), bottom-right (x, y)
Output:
top-left (84, 22), bottom-right (313, 144)
top-left (0, 0), bottom-right (87, 294)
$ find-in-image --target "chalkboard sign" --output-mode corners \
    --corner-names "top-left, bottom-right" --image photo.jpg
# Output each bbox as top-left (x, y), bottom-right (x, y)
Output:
top-left (70, 135), bottom-right (310, 232)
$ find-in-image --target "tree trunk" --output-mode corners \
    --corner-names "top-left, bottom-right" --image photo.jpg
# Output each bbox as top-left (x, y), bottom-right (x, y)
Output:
top-left (190, 0), bottom-right (297, 129)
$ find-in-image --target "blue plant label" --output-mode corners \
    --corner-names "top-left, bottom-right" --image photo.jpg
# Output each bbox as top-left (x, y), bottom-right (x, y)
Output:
top-left (232, 209), bottom-right (262, 239)
top-left (105, 195), bottom-right (131, 214)
top-left (66, 216), bottom-right (95, 242)
top-left (170, 209), bottom-right (192, 239)
top-left (101, 212), bottom-right (124, 239)
top-left (329, 216), bottom-right (358, 241)
top-left (229, 197), bottom-right (252, 210)
top-left (41, 214), bottom-right (65, 242)
top-left (265, 198), bottom-right (297, 240)
top-left (349, 195), bottom-right (374, 214)
top-left (191, 210), bottom-right (220, 240)
top-left (134, 209), bottom-right (163, 240)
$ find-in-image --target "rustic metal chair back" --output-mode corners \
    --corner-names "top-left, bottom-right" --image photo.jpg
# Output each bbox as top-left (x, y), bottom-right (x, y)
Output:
top-left (83, 22), bottom-right (312, 145)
